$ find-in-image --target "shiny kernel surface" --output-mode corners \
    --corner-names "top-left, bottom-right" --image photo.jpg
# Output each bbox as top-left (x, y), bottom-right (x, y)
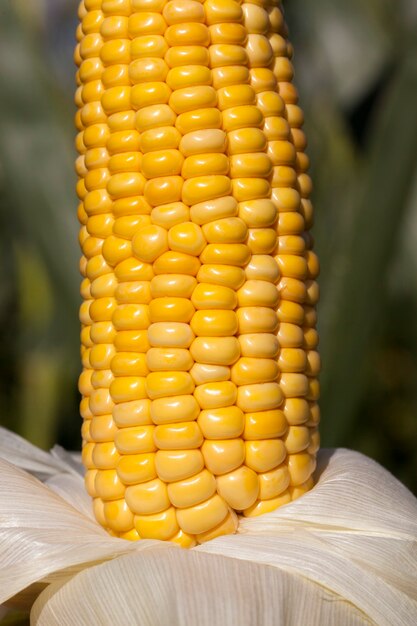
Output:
top-left (77, 0), bottom-right (318, 544)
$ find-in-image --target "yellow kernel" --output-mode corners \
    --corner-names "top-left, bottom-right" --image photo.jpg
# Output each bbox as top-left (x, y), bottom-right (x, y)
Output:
top-left (245, 440), bottom-right (286, 473)
top-left (166, 64), bottom-right (211, 91)
top-left (114, 257), bottom-right (154, 282)
top-left (90, 321), bottom-right (116, 344)
top-left (131, 224), bottom-right (168, 263)
top-left (237, 307), bottom-right (279, 334)
top-left (202, 439), bottom-right (245, 475)
top-left (107, 172), bottom-right (146, 200)
top-left (280, 373), bottom-right (309, 398)
top-left (102, 236), bottom-right (132, 266)
top-left (179, 128), bottom-right (226, 157)
top-left (190, 337), bottom-right (240, 365)
top-left (114, 425), bottom-right (156, 454)
top-left (247, 228), bottom-right (277, 254)
top-left (176, 494), bottom-right (228, 535)
top-left (166, 45), bottom-right (210, 69)
top-left (165, 23), bottom-right (210, 47)
top-left (145, 175), bottom-right (183, 206)
top-left (182, 175), bottom-right (232, 206)
top-left (190, 196), bottom-right (237, 225)
top-left (114, 329), bottom-right (150, 352)
top-left (151, 274), bottom-right (196, 299)
top-left (198, 406), bottom-right (244, 439)
top-left (154, 422), bottom-right (203, 450)
top-left (232, 177), bottom-right (271, 202)
top-left (151, 202), bottom-right (190, 229)
top-left (205, 0), bottom-right (243, 24)
top-left (202, 217), bottom-right (247, 244)
top-left (281, 398), bottom-right (310, 426)
top-left (117, 452), bottom-right (156, 484)
top-left (170, 529), bottom-right (197, 548)
top-left (107, 129), bottom-right (139, 154)
top-left (135, 103), bottom-right (176, 132)
top-left (168, 222), bottom-right (206, 256)
top-left (146, 371), bottom-right (194, 399)
top-left (141, 149), bottom-right (183, 178)
top-left (149, 297), bottom-right (195, 323)
top-left (175, 107), bottom-right (222, 134)
top-left (277, 277), bottom-right (307, 303)
top-left (250, 68), bottom-right (277, 94)
top-left (82, 442), bottom-right (95, 469)
top-left (197, 264), bottom-right (245, 289)
top-left (146, 347), bottom-right (193, 371)
top-left (115, 281), bottom-right (152, 305)
top-left (169, 85), bottom-right (217, 114)
top-left (113, 195), bottom-right (152, 217)
top-left (238, 333), bottom-right (279, 359)
top-left (90, 344), bottom-right (116, 370)
top-left (200, 243), bottom-right (250, 267)
top-left (284, 426), bottom-right (311, 454)
top-left (112, 304), bottom-right (151, 330)
top-left (91, 369), bottom-right (114, 390)
top-left (243, 409), bottom-right (287, 440)
top-left (128, 12), bottom-right (166, 37)
top-left (277, 300), bottom-right (305, 325)
top-left (242, 3), bottom-right (269, 33)
top-left (210, 25), bottom-right (247, 48)
top-left (237, 280), bottom-right (278, 308)
top-left (288, 452), bottom-right (316, 486)
top-left (111, 352), bottom-right (149, 377)
top-left (209, 44), bottom-right (248, 68)
top-left (90, 414), bottom-right (118, 442)
top-left (216, 466), bottom-right (259, 510)
top-left (258, 465), bottom-right (291, 500)
top-left (190, 310), bottom-right (238, 337)
top-left (139, 126), bottom-right (181, 153)
top-left (217, 84), bottom-right (255, 110)
top-left (134, 507), bottom-right (179, 540)
top-left (112, 398), bottom-right (152, 428)
top-left (194, 381), bottom-right (237, 409)
top-left (277, 323), bottom-right (303, 348)
top-left (131, 82), bottom-right (171, 111)
top-left (156, 449), bottom-right (204, 482)
top-left (192, 283), bottom-right (237, 310)
top-left (148, 321), bottom-right (194, 348)
top-left (108, 152), bottom-right (142, 175)
top-left (190, 363), bottom-right (230, 385)
top-left (245, 256), bottom-right (280, 283)
top-left (103, 498), bottom-right (134, 533)
top-left (164, 0), bottom-right (204, 23)
top-left (125, 478), bottom-right (170, 515)
top-left (222, 105), bottom-right (264, 132)
top-left (237, 382), bottom-right (283, 412)
top-left (227, 128), bottom-right (266, 156)
top-left (278, 348), bottom-right (307, 373)
top-left (151, 394), bottom-right (200, 424)
top-left (277, 236), bottom-right (306, 255)
top-left (243, 492), bottom-right (291, 517)
top-left (129, 58), bottom-right (169, 84)
top-left (196, 510), bottom-right (238, 543)
top-left (182, 153), bottom-right (229, 179)
top-left (238, 199), bottom-right (277, 228)
top-left (85, 470), bottom-right (97, 497)
top-left (95, 469), bottom-right (126, 500)
top-left (110, 376), bottom-right (147, 403)
top-left (167, 469), bottom-right (216, 508)
top-left (231, 357), bottom-right (279, 386)
top-left (90, 274), bottom-right (117, 299)
top-left (130, 34), bottom-right (168, 60)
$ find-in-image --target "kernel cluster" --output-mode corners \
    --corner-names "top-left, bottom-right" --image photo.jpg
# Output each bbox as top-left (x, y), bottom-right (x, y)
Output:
top-left (75, 0), bottom-right (320, 545)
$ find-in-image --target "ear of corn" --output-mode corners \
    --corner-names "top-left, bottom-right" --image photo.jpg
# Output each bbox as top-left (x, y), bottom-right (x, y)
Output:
top-left (75, 0), bottom-right (319, 545)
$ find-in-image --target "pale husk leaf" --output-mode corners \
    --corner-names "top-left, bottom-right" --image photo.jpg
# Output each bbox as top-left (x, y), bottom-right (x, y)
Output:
top-left (31, 548), bottom-right (372, 626)
top-left (0, 457), bottom-right (164, 604)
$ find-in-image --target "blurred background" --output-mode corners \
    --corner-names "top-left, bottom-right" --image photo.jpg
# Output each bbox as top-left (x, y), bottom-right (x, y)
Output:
top-left (0, 0), bottom-right (416, 492)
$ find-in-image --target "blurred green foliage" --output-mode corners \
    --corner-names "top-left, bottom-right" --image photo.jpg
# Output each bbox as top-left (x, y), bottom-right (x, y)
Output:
top-left (0, 0), bottom-right (416, 491)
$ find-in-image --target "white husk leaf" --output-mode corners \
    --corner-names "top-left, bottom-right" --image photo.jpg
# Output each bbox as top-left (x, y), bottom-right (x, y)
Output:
top-left (0, 456), bottom-right (166, 604)
top-left (0, 429), bottom-right (416, 625)
top-left (31, 548), bottom-right (372, 626)
top-left (0, 427), bottom-right (65, 481)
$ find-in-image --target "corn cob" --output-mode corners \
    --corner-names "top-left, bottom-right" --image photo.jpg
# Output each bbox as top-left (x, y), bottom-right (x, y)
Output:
top-left (75, 0), bottom-right (319, 546)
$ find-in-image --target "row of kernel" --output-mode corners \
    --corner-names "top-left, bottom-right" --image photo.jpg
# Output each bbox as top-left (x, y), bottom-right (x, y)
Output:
top-left (150, 0), bottom-right (236, 539)
top-left (76, 1), bottom-right (122, 535)
top-left (198, 0), bottom-right (256, 517)
top-left (268, 3), bottom-right (320, 442)
top-left (268, 1), bottom-right (317, 498)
